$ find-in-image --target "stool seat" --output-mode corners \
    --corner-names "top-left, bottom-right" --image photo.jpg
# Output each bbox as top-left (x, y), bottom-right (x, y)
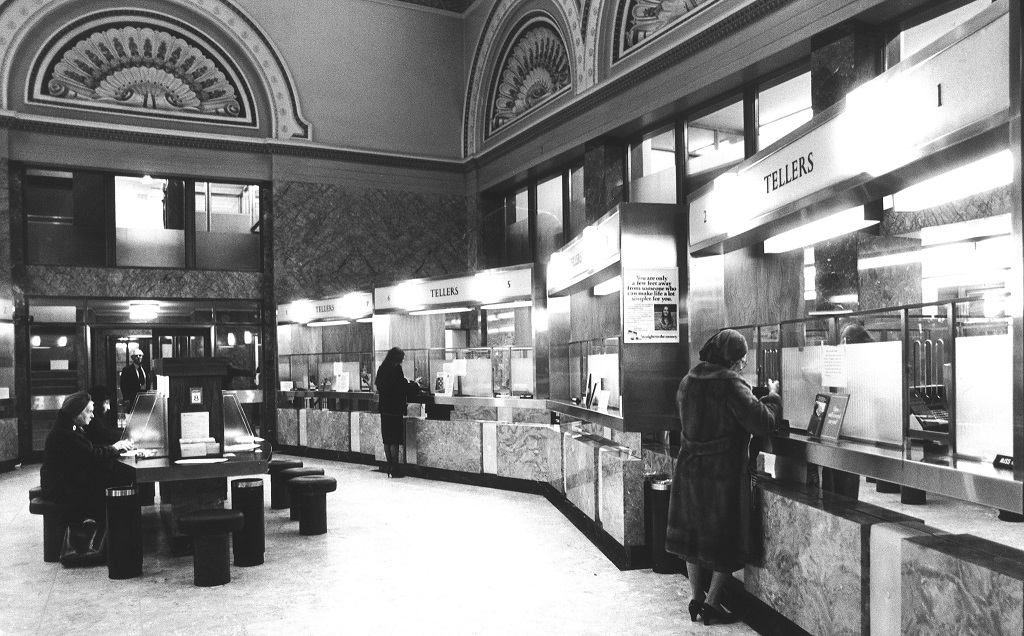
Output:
top-left (268, 459), bottom-right (303, 474)
top-left (29, 485), bottom-right (42, 501)
top-left (278, 467), bottom-right (325, 480)
top-left (179, 509), bottom-right (245, 536)
top-left (29, 496), bottom-right (71, 563)
top-left (287, 475), bottom-right (338, 495)
top-left (269, 459), bottom-right (305, 509)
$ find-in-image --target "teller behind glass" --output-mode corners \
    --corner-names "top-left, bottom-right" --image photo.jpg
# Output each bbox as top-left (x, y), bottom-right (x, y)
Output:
top-left (665, 329), bottom-right (781, 625)
top-left (374, 347), bottom-right (424, 478)
top-left (40, 391), bottom-right (134, 563)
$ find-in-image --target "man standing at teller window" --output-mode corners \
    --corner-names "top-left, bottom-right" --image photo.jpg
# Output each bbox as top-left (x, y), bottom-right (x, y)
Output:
top-left (119, 348), bottom-right (150, 413)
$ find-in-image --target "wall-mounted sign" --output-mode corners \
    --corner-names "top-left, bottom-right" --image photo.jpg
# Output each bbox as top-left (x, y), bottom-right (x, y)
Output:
top-left (190, 387), bottom-right (202, 405)
top-left (689, 9), bottom-right (1009, 255)
top-left (623, 268), bottom-right (679, 343)
top-left (821, 346), bottom-right (847, 388)
top-left (547, 212), bottom-right (620, 293)
top-left (278, 291), bottom-right (373, 324)
top-left (374, 265), bottom-right (532, 312)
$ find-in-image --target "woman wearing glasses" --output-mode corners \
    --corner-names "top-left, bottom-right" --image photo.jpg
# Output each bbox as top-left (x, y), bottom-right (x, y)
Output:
top-left (665, 328), bottom-right (781, 625)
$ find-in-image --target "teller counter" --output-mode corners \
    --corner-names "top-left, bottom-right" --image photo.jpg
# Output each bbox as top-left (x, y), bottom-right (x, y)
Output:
top-left (275, 392), bottom-right (650, 567)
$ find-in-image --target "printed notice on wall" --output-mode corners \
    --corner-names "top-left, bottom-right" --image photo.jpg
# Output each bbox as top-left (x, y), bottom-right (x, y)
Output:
top-left (820, 346), bottom-right (848, 388)
top-left (624, 268), bottom-right (679, 343)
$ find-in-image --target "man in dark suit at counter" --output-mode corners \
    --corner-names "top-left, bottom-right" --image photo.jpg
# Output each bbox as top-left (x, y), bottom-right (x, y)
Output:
top-left (119, 348), bottom-right (150, 413)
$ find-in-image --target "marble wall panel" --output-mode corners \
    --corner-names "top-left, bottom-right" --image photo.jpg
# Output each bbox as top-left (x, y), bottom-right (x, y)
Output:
top-left (745, 486), bottom-right (867, 636)
top-left (870, 522), bottom-right (945, 636)
top-left (22, 265), bottom-right (261, 300)
top-left (273, 180), bottom-right (468, 302)
top-left (415, 420), bottom-right (482, 473)
top-left (599, 452), bottom-right (645, 547)
top-left (358, 412), bottom-right (383, 460)
top-left (642, 446), bottom-right (676, 477)
top-left (305, 409), bottom-right (351, 452)
top-left (496, 424), bottom-right (563, 488)
top-left (276, 408), bottom-right (299, 446)
top-left (564, 435), bottom-right (598, 521)
top-left (0, 417), bottom-right (16, 462)
top-left (497, 406), bottom-right (550, 424)
top-left (612, 430), bottom-right (642, 454)
top-left (453, 405), bottom-right (497, 421)
top-left (902, 534), bottom-right (1024, 636)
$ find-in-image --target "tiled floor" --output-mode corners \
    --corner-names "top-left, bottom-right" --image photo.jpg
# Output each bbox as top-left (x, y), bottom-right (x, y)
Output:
top-left (0, 456), bottom-right (759, 636)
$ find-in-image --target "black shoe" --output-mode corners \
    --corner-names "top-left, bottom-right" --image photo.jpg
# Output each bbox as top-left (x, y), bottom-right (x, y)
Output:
top-left (688, 600), bottom-right (703, 622)
top-left (701, 603), bottom-right (738, 625)
top-left (390, 465), bottom-right (405, 478)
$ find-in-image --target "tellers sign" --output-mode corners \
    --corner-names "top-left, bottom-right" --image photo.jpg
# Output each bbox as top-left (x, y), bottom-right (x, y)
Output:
top-left (374, 266), bottom-right (533, 312)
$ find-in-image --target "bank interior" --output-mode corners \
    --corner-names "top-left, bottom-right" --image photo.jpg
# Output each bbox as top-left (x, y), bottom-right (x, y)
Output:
top-left (1, 0), bottom-right (1023, 634)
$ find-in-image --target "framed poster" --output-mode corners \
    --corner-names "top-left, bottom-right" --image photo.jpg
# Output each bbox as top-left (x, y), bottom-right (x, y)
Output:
top-left (623, 268), bottom-right (679, 343)
top-left (807, 393), bottom-right (830, 436)
top-left (818, 394), bottom-right (850, 441)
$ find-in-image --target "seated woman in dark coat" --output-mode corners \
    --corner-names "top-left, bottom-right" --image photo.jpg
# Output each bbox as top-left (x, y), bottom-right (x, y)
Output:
top-left (83, 384), bottom-right (122, 445)
top-left (40, 391), bottom-right (134, 550)
top-left (374, 347), bottom-right (422, 478)
top-left (665, 329), bottom-right (781, 625)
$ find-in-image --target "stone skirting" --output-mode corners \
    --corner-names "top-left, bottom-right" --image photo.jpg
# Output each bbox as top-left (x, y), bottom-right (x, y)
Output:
top-left (277, 406), bottom-right (646, 563)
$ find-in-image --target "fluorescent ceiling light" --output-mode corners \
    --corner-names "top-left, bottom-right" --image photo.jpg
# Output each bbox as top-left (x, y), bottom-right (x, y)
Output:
top-left (128, 301), bottom-right (160, 321)
top-left (481, 300), bottom-right (532, 311)
top-left (920, 214), bottom-right (1011, 246)
top-left (307, 319), bottom-right (350, 327)
top-left (893, 149), bottom-right (1012, 212)
top-left (355, 317), bottom-right (374, 323)
top-left (593, 275), bottom-right (621, 296)
top-left (409, 307), bottom-right (472, 316)
top-left (858, 251), bottom-right (922, 270)
top-left (763, 206), bottom-right (878, 253)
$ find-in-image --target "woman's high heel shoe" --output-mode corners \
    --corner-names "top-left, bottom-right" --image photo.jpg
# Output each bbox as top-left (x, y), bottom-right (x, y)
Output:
top-left (701, 602), bottom-right (738, 626)
top-left (688, 600), bottom-right (702, 622)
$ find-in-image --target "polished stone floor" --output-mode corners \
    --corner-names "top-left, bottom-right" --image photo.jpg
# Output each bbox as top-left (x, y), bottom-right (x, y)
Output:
top-left (0, 455), bottom-right (759, 636)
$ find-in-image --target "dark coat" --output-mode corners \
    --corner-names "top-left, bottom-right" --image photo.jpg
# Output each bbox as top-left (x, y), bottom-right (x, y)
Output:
top-left (374, 362), bottom-right (419, 416)
top-left (40, 412), bottom-right (121, 513)
top-left (665, 361), bottom-right (781, 572)
top-left (119, 363), bottom-right (150, 411)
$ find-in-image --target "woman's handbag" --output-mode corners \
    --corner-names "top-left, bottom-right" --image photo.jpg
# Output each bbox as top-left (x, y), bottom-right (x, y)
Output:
top-left (59, 519), bottom-right (104, 567)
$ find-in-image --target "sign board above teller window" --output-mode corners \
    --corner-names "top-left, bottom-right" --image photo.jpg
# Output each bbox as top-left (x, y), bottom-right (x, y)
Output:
top-left (374, 265), bottom-right (533, 313)
top-left (689, 6), bottom-right (1009, 255)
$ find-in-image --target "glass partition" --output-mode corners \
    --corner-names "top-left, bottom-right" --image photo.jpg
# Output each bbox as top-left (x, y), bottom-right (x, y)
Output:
top-left (954, 298), bottom-right (1011, 462)
top-left (279, 352), bottom-right (374, 392)
top-left (565, 337), bottom-right (619, 408)
top-left (222, 392), bottom-right (258, 451)
top-left (120, 392), bottom-right (167, 458)
top-left (754, 299), bottom-right (1011, 465)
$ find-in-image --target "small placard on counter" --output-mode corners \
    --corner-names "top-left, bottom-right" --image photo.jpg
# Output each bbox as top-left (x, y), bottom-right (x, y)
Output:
top-left (819, 394), bottom-right (850, 441)
top-left (994, 454), bottom-right (1014, 470)
top-left (180, 411), bottom-right (210, 439)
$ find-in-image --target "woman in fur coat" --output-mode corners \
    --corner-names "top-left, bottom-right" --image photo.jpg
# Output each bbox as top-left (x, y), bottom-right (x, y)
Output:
top-left (665, 329), bottom-right (781, 625)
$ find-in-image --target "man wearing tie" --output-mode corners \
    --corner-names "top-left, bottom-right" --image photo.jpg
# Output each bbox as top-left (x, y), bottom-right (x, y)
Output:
top-left (119, 348), bottom-right (150, 413)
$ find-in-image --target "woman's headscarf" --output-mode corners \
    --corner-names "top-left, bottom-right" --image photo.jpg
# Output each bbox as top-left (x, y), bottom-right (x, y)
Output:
top-left (698, 329), bottom-right (748, 367)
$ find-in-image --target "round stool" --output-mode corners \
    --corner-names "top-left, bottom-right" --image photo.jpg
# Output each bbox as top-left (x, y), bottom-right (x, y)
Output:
top-left (286, 475), bottom-right (337, 536)
top-left (268, 459), bottom-right (303, 509)
top-left (29, 497), bottom-right (69, 563)
top-left (231, 478), bottom-right (265, 567)
top-left (29, 485), bottom-right (42, 501)
top-left (278, 467), bottom-right (325, 519)
top-left (178, 509), bottom-right (245, 587)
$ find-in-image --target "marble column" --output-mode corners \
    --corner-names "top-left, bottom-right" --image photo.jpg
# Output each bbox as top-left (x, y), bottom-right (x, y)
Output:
top-left (583, 138), bottom-right (625, 224)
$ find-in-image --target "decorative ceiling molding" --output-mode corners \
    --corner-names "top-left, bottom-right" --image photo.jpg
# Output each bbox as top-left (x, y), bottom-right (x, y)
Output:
top-left (32, 16), bottom-right (255, 127)
top-left (0, 0), bottom-right (311, 139)
top-left (613, 0), bottom-right (721, 63)
top-left (463, 0), bottom-right (582, 157)
top-left (486, 18), bottom-right (571, 138)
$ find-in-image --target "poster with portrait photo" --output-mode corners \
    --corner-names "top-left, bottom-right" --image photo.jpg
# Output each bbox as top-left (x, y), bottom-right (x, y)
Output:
top-left (624, 268), bottom-right (679, 343)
